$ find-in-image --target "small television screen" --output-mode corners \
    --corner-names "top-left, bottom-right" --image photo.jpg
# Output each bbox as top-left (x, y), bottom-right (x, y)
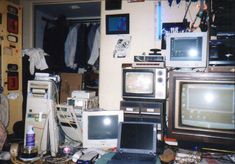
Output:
top-left (125, 72), bottom-right (154, 94)
top-left (82, 110), bottom-right (124, 148)
top-left (122, 68), bottom-right (167, 100)
top-left (106, 14), bottom-right (129, 34)
top-left (166, 32), bottom-right (208, 69)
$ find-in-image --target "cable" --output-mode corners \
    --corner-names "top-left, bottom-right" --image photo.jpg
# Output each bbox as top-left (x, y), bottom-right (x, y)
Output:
top-left (183, 0), bottom-right (192, 24)
top-left (0, 92), bottom-right (9, 128)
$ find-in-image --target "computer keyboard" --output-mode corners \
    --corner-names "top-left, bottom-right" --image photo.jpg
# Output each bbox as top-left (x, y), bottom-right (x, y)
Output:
top-left (112, 152), bottom-right (156, 161)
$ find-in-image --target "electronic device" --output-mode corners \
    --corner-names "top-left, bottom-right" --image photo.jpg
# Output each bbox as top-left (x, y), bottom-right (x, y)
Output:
top-left (134, 49), bottom-right (165, 63)
top-left (56, 104), bottom-right (82, 143)
top-left (72, 150), bottom-right (84, 162)
top-left (134, 56), bottom-right (164, 62)
top-left (77, 151), bottom-right (99, 164)
top-left (82, 110), bottom-right (124, 148)
top-left (67, 96), bottom-right (99, 109)
top-left (166, 32), bottom-right (208, 70)
top-left (106, 14), bottom-right (129, 35)
top-left (34, 72), bottom-right (60, 82)
top-left (209, 35), bottom-right (235, 66)
top-left (122, 68), bottom-right (167, 100)
top-left (71, 90), bottom-right (96, 99)
top-left (108, 122), bottom-right (157, 164)
top-left (117, 122), bottom-right (157, 154)
top-left (120, 100), bottom-right (163, 116)
top-left (132, 62), bottom-right (165, 68)
top-left (120, 100), bottom-right (165, 141)
top-left (168, 72), bottom-right (235, 151)
top-left (24, 80), bottom-right (59, 156)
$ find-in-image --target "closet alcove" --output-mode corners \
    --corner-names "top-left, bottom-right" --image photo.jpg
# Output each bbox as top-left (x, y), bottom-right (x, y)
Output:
top-left (22, 1), bottom-right (101, 118)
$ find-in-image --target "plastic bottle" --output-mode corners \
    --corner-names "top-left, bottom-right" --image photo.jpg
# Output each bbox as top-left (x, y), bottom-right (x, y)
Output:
top-left (26, 125), bottom-right (35, 147)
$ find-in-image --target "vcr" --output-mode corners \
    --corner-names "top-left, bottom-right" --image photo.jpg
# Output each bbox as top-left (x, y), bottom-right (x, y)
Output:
top-left (120, 100), bottom-right (165, 140)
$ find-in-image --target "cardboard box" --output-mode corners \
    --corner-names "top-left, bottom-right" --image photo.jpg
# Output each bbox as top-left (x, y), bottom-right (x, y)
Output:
top-left (60, 73), bottom-right (83, 103)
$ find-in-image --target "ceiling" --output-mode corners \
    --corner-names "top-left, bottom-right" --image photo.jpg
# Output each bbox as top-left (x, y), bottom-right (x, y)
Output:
top-left (35, 1), bottom-right (101, 20)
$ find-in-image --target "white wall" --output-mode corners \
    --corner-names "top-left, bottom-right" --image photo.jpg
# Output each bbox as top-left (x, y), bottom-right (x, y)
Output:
top-left (99, 1), bottom-right (156, 110)
top-left (99, 0), bottom-right (199, 110)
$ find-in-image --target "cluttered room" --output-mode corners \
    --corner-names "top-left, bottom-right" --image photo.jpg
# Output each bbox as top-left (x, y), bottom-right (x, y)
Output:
top-left (0, 0), bottom-right (234, 163)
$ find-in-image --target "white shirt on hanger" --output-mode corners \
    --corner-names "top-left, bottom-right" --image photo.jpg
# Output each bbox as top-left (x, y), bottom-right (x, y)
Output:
top-left (64, 24), bottom-right (80, 69)
top-left (88, 26), bottom-right (100, 65)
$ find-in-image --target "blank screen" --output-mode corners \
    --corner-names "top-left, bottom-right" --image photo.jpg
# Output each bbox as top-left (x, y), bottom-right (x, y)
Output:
top-left (125, 72), bottom-right (154, 94)
top-left (88, 115), bottom-right (118, 139)
top-left (120, 123), bottom-right (154, 150)
top-left (181, 83), bottom-right (235, 130)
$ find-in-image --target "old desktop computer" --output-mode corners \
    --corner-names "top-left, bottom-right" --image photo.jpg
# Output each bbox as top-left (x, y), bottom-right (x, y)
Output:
top-left (23, 80), bottom-right (59, 157)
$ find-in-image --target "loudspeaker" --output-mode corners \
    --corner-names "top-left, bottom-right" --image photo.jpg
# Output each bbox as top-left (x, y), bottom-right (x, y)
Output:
top-left (105, 0), bottom-right (122, 10)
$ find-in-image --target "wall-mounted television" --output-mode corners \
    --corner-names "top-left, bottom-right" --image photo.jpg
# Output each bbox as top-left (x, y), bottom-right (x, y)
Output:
top-left (106, 14), bottom-right (129, 35)
top-left (122, 68), bottom-right (167, 100)
top-left (166, 32), bottom-right (208, 70)
top-left (82, 110), bottom-right (124, 148)
top-left (168, 72), bottom-right (235, 150)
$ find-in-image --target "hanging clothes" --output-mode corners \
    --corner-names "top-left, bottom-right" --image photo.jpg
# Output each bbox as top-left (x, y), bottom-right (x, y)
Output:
top-left (43, 15), bottom-right (69, 73)
top-left (88, 26), bottom-right (100, 66)
top-left (74, 23), bottom-right (90, 70)
top-left (64, 22), bottom-right (100, 71)
top-left (87, 23), bottom-right (100, 60)
top-left (64, 24), bottom-right (80, 69)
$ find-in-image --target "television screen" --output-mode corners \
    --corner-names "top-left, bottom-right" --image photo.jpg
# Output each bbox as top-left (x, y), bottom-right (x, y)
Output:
top-left (88, 115), bottom-right (119, 139)
top-left (122, 68), bottom-right (167, 100)
top-left (125, 72), bottom-right (154, 94)
top-left (180, 83), bottom-right (235, 130)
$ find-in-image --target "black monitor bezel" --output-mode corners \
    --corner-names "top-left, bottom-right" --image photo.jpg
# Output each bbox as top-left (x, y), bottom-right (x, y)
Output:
top-left (106, 13), bottom-right (129, 35)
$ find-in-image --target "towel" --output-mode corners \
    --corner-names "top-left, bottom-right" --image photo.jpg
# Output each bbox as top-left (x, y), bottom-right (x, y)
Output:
top-left (22, 48), bottom-right (49, 75)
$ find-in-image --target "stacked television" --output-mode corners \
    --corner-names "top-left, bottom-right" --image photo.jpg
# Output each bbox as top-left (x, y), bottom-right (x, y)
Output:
top-left (121, 65), bottom-right (167, 142)
top-left (165, 32), bottom-right (235, 151)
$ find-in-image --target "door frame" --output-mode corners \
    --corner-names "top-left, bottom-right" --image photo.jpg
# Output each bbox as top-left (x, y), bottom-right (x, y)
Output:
top-left (23, 0), bottom-right (100, 49)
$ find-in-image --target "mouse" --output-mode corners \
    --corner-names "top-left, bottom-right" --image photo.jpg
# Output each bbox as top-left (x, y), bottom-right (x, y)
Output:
top-left (72, 150), bottom-right (83, 162)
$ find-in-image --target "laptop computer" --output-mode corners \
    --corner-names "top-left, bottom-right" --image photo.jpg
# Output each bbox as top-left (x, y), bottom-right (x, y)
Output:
top-left (107, 121), bottom-right (157, 164)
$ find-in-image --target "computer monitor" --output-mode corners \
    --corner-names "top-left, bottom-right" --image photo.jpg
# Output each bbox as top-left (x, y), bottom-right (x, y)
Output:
top-left (166, 32), bottom-right (208, 70)
top-left (168, 72), bottom-right (235, 150)
top-left (117, 122), bottom-right (157, 154)
top-left (82, 110), bottom-right (124, 148)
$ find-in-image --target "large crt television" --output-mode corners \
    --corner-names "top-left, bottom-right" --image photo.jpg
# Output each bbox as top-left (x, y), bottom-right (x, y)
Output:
top-left (82, 110), bottom-right (124, 148)
top-left (122, 68), bottom-right (166, 100)
top-left (166, 32), bottom-right (208, 69)
top-left (168, 72), bottom-right (235, 150)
